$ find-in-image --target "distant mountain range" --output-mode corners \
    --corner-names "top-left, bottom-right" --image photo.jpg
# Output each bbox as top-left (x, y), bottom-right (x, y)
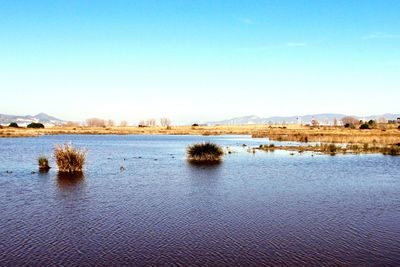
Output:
top-left (207, 113), bottom-right (400, 125)
top-left (0, 113), bottom-right (65, 126)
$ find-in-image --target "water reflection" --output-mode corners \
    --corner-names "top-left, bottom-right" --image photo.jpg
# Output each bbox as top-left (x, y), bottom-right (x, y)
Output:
top-left (38, 168), bottom-right (50, 175)
top-left (186, 161), bottom-right (223, 184)
top-left (187, 159), bottom-right (224, 167)
top-left (56, 172), bottom-right (85, 189)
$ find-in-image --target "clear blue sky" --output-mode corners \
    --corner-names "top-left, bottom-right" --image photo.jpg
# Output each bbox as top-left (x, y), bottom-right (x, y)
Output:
top-left (1, 0), bottom-right (399, 124)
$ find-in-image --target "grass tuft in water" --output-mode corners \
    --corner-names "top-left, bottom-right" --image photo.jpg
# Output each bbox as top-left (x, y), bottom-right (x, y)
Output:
top-left (187, 142), bottom-right (224, 163)
top-left (38, 156), bottom-right (50, 171)
top-left (54, 144), bottom-right (86, 173)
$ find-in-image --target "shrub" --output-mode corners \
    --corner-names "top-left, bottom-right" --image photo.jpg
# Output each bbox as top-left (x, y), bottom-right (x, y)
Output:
top-left (187, 142), bottom-right (224, 162)
top-left (359, 123), bottom-right (370, 130)
top-left (368, 120), bottom-right (377, 128)
top-left (27, 122), bottom-right (45, 128)
top-left (192, 123), bottom-right (199, 127)
top-left (9, 122), bottom-right (19, 128)
top-left (344, 123), bottom-right (355, 129)
top-left (398, 125), bottom-right (400, 130)
top-left (38, 156), bottom-right (50, 171)
top-left (54, 144), bottom-right (86, 173)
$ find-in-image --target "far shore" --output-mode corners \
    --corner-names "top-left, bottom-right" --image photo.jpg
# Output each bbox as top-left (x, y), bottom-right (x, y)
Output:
top-left (1, 124), bottom-right (400, 145)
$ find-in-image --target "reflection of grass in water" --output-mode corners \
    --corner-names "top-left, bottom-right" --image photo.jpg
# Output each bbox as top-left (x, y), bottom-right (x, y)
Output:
top-left (57, 172), bottom-right (85, 188)
top-left (187, 160), bottom-right (223, 167)
top-left (39, 168), bottom-right (50, 174)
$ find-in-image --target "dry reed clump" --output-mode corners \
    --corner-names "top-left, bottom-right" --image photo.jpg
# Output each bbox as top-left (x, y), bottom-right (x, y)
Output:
top-left (54, 144), bottom-right (86, 173)
top-left (253, 127), bottom-right (400, 145)
top-left (187, 142), bottom-right (224, 163)
top-left (258, 142), bottom-right (400, 156)
top-left (38, 156), bottom-right (50, 171)
top-left (381, 145), bottom-right (400, 156)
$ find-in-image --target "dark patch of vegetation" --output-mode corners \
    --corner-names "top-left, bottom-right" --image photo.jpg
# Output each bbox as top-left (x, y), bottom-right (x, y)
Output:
top-left (192, 123), bottom-right (199, 127)
top-left (54, 144), bottom-right (86, 173)
top-left (9, 122), bottom-right (19, 128)
top-left (359, 123), bottom-right (370, 130)
top-left (187, 142), bottom-right (224, 163)
top-left (344, 123), bottom-right (355, 129)
top-left (381, 146), bottom-right (400, 156)
top-left (320, 144), bottom-right (339, 155)
top-left (38, 156), bottom-right (50, 171)
top-left (368, 120), bottom-right (377, 128)
top-left (27, 122), bottom-right (45, 128)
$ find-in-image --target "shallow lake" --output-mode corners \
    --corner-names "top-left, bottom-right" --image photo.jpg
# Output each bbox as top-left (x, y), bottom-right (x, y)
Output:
top-left (1, 135), bottom-right (399, 266)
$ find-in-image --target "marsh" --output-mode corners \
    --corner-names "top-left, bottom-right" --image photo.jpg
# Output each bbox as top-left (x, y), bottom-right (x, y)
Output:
top-left (1, 135), bottom-right (400, 266)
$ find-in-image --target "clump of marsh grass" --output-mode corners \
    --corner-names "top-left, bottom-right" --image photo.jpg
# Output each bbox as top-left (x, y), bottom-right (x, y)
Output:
top-left (38, 156), bottom-right (51, 171)
top-left (187, 142), bottom-right (224, 163)
top-left (381, 145), bottom-right (400, 156)
top-left (54, 144), bottom-right (86, 173)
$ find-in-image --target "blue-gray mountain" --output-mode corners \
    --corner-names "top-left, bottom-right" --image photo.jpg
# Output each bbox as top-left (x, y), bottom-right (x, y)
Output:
top-left (207, 113), bottom-right (400, 125)
top-left (0, 113), bottom-right (65, 126)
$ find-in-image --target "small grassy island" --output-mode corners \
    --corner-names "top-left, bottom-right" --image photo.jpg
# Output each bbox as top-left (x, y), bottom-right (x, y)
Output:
top-left (54, 144), bottom-right (86, 173)
top-left (38, 156), bottom-right (51, 171)
top-left (187, 142), bottom-right (224, 163)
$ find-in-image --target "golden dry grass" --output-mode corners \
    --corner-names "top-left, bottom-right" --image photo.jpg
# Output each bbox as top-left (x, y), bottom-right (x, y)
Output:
top-left (1, 124), bottom-right (400, 146)
top-left (252, 125), bottom-right (400, 145)
top-left (258, 143), bottom-right (400, 156)
top-left (54, 144), bottom-right (86, 173)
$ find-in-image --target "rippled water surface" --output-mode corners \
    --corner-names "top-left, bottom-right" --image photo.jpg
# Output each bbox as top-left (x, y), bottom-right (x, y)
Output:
top-left (1, 135), bottom-right (400, 266)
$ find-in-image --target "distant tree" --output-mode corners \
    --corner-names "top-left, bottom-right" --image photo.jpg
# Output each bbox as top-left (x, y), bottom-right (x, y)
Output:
top-left (120, 120), bottom-right (128, 127)
top-left (107, 119), bottom-right (115, 127)
top-left (192, 123), bottom-right (199, 127)
top-left (367, 120), bottom-right (377, 128)
top-left (86, 118), bottom-right (106, 127)
top-left (160, 118), bottom-right (171, 127)
top-left (360, 123), bottom-right (370, 130)
top-left (344, 123), bottom-right (355, 129)
top-left (138, 120), bottom-right (146, 127)
top-left (341, 116), bottom-right (359, 126)
top-left (9, 122), bottom-right (19, 128)
top-left (333, 118), bottom-right (338, 126)
top-left (27, 122), bottom-right (45, 129)
top-left (64, 121), bottom-right (80, 127)
top-left (146, 119), bottom-right (156, 127)
top-left (377, 117), bottom-right (387, 124)
top-left (311, 119), bottom-right (320, 127)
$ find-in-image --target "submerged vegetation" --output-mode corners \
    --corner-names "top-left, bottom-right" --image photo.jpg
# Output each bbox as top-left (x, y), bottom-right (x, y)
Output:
top-left (38, 156), bottom-right (50, 171)
top-left (187, 142), bottom-right (224, 163)
top-left (54, 144), bottom-right (86, 173)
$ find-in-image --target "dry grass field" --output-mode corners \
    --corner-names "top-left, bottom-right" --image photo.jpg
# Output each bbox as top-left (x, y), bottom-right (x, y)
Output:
top-left (1, 124), bottom-right (400, 147)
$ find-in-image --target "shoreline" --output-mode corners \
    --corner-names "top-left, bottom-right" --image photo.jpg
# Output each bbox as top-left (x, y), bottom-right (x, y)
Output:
top-left (1, 125), bottom-right (400, 150)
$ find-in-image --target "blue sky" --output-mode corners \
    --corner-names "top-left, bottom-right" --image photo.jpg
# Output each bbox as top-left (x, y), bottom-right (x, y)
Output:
top-left (1, 0), bottom-right (399, 124)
